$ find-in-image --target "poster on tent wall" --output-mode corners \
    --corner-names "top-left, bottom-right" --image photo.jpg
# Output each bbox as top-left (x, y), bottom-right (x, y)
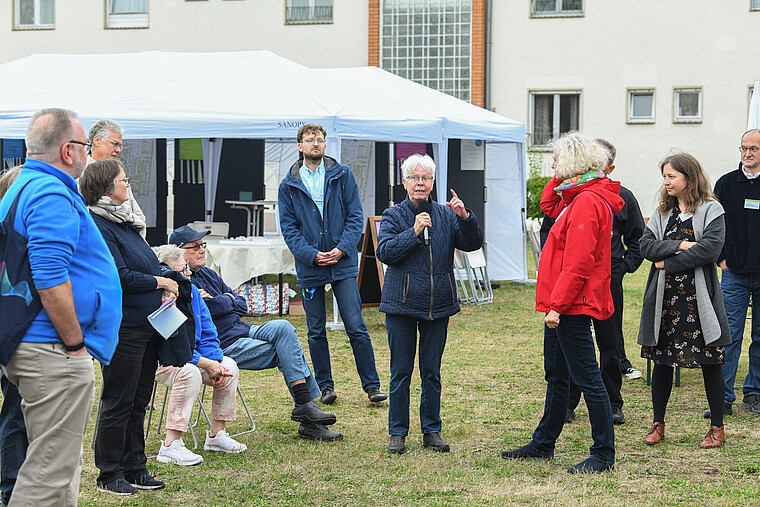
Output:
top-left (395, 143), bottom-right (427, 183)
top-left (119, 140), bottom-right (157, 228)
top-left (461, 140), bottom-right (485, 171)
top-left (340, 140), bottom-right (375, 221)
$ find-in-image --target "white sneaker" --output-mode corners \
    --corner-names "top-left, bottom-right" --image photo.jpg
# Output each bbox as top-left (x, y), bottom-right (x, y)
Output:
top-left (157, 438), bottom-right (203, 466)
top-left (204, 430), bottom-right (248, 453)
top-left (624, 367), bottom-right (642, 380)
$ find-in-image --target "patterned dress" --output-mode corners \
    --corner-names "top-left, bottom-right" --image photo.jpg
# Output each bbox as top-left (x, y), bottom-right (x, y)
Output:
top-left (641, 207), bottom-right (725, 368)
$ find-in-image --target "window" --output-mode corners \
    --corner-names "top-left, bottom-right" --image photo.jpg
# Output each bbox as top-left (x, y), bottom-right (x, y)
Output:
top-left (14, 0), bottom-right (54, 29)
top-left (752, 0), bottom-right (760, 10)
top-left (106, 0), bottom-right (148, 28)
top-left (627, 88), bottom-right (655, 123)
top-left (380, 0), bottom-right (471, 101)
top-left (673, 87), bottom-right (702, 123)
top-left (531, 0), bottom-right (583, 17)
top-left (286, 0), bottom-right (332, 24)
top-left (529, 91), bottom-right (581, 146)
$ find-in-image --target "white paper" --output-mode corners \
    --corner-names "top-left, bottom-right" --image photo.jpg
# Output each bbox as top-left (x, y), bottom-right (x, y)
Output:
top-left (147, 300), bottom-right (188, 339)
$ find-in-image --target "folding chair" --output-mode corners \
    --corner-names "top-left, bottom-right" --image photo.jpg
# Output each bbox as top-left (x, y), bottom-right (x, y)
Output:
top-left (189, 221), bottom-right (230, 240)
top-left (193, 383), bottom-right (256, 438)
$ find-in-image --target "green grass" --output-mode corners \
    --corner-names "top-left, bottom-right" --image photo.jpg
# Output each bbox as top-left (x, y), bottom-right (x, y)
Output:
top-left (60, 262), bottom-right (760, 505)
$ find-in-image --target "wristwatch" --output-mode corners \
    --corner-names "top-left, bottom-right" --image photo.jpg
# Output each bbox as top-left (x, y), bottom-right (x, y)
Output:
top-left (64, 339), bottom-right (86, 352)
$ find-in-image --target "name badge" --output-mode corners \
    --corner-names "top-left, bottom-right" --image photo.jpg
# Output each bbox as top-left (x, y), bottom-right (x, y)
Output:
top-left (678, 212), bottom-right (693, 222)
top-left (744, 199), bottom-right (760, 210)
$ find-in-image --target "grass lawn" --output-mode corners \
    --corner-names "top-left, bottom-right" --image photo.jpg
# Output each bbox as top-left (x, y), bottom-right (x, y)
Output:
top-left (66, 263), bottom-right (760, 505)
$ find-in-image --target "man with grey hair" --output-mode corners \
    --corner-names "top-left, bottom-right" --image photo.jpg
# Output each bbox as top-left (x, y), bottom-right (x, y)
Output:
top-left (709, 128), bottom-right (760, 418)
top-left (0, 108), bottom-right (122, 505)
top-left (85, 118), bottom-right (147, 238)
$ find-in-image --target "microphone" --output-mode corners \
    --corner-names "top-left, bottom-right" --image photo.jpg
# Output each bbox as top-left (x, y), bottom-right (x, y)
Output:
top-left (417, 200), bottom-right (431, 246)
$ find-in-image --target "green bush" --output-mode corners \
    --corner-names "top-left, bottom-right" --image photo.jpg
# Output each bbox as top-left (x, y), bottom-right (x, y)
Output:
top-left (526, 175), bottom-right (551, 219)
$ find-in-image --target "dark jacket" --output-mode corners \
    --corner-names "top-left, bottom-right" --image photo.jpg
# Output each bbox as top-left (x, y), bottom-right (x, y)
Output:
top-left (713, 164), bottom-right (760, 273)
top-left (376, 198), bottom-right (482, 320)
top-left (156, 267), bottom-right (196, 367)
top-left (92, 214), bottom-right (162, 327)
top-left (536, 176), bottom-right (624, 320)
top-left (190, 266), bottom-right (250, 350)
top-left (540, 183), bottom-right (644, 276)
top-left (278, 156), bottom-right (364, 288)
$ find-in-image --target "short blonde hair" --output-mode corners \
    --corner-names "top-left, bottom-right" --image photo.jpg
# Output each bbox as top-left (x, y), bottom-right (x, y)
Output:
top-left (552, 132), bottom-right (608, 180)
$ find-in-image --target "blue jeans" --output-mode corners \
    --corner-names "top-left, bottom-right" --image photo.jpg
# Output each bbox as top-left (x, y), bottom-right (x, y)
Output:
top-left (531, 315), bottom-right (615, 464)
top-left (302, 277), bottom-right (381, 392)
top-left (0, 373), bottom-right (27, 506)
top-left (223, 320), bottom-right (321, 401)
top-left (719, 269), bottom-right (760, 404)
top-left (386, 315), bottom-right (448, 436)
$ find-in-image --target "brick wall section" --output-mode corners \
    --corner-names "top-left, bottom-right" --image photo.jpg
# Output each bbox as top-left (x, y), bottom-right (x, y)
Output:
top-left (368, 0), bottom-right (380, 67)
top-left (471, 0), bottom-right (486, 107)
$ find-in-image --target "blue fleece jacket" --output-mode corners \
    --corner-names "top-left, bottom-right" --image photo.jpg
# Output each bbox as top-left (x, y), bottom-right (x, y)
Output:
top-left (278, 156), bottom-right (364, 288)
top-left (0, 159), bottom-right (122, 365)
top-left (189, 284), bottom-right (223, 365)
top-left (190, 267), bottom-right (250, 350)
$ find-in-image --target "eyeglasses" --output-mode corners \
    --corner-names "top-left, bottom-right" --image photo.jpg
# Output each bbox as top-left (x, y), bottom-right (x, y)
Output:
top-left (739, 146), bottom-right (760, 154)
top-left (406, 175), bottom-right (433, 183)
top-left (103, 137), bottom-right (123, 150)
top-left (181, 242), bottom-right (207, 251)
top-left (115, 177), bottom-right (130, 185)
top-left (69, 140), bottom-right (93, 151)
top-left (301, 138), bottom-right (326, 145)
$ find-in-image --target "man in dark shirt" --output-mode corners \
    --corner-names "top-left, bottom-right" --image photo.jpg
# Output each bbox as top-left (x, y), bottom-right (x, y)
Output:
top-left (710, 129), bottom-right (760, 417)
top-left (170, 226), bottom-right (342, 442)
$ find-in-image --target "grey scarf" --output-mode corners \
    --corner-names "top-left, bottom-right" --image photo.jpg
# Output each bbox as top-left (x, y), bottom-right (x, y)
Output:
top-left (89, 195), bottom-right (147, 237)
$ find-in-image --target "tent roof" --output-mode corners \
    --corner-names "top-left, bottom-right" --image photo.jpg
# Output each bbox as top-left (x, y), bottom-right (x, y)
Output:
top-left (0, 50), bottom-right (525, 143)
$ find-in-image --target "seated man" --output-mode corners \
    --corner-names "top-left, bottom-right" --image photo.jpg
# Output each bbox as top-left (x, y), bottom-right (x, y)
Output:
top-left (153, 245), bottom-right (248, 466)
top-left (169, 226), bottom-right (342, 442)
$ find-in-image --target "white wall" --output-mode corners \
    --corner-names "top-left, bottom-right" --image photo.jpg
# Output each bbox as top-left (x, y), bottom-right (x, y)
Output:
top-left (490, 1), bottom-right (760, 215)
top-left (0, 0), bottom-right (367, 69)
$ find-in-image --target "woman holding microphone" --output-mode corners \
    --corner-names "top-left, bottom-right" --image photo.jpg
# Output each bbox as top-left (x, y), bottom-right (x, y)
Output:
top-left (376, 154), bottom-right (482, 455)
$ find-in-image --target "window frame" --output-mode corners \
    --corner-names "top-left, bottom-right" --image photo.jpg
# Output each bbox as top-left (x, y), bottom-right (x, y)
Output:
top-left (105, 0), bottom-right (149, 29)
top-left (530, 0), bottom-right (584, 18)
top-left (751, 0), bottom-right (760, 11)
top-left (528, 89), bottom-right (583, 149)
top-left (13, 0), bottom-right (55, 30)
top-left (626, 88), bottom-right (656, 124)
top-left (285, 0), bottom-right (333, 25)
top-left (672, 87), bottom-right (703, 124)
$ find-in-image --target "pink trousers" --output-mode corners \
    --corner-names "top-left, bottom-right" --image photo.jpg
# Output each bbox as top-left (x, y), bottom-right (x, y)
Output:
top-left (155, 356), bottom-right (239, 431)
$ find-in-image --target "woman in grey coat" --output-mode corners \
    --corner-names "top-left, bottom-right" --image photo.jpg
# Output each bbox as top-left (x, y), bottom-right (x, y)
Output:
top-left (638, 153), bottom-right (730, 449)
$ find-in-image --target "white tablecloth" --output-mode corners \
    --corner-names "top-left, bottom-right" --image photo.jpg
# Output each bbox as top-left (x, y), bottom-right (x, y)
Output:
top-left (204, 238), bottom-right (295, 289)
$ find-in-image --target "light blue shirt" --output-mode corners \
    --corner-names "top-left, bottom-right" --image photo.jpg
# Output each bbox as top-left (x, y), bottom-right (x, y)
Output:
top-left (299, 158), bottom-right (325, 217)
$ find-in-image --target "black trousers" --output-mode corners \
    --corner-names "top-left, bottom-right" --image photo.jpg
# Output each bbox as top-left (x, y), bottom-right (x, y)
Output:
top-left (95, 325), bottom-right (161, 484)
top-left (569, 272), bottom-right (624, 410)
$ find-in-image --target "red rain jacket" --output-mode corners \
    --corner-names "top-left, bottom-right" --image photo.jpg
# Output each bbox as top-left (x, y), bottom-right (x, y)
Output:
top-left (536, 175), bottom-right (624, 320)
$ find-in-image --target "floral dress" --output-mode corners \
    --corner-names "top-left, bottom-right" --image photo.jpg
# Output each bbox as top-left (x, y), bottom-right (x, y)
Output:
top-left (641, 207), bottom-right (725, 368)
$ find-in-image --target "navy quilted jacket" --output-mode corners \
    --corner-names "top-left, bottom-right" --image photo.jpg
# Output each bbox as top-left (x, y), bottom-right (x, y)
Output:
top-left (377, 198), bottom-right (482, 320)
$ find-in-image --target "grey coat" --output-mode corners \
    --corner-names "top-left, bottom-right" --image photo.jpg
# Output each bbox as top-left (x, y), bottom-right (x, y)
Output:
top-left (637, 199), bottom-right (731, 347)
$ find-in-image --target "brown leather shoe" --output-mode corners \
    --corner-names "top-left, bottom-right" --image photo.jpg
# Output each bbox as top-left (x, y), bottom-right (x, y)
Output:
top-left (644, 422), bottom-right (665, 445)
top-left (699, 425), bottom-right (725, 449)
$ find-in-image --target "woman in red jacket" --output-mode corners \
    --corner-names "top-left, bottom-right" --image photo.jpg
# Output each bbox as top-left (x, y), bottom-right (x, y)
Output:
top-left (501, 132), bottom-right (624, 473)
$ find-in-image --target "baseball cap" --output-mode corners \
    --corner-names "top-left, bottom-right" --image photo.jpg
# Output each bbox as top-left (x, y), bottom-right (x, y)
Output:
top-left (169, 225), bottom-right (210, 247)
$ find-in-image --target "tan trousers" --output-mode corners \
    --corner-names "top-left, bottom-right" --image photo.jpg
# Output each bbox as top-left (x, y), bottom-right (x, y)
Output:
top-left (1, 342), bottom-right (95, 507)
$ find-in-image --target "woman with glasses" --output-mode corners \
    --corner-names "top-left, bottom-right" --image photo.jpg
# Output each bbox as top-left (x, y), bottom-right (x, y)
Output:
top-left (79, 159), bottom-right (180, 496)
top-left (151, 244), bottom-right (247, 467)
top-left (638, 153), bottom-right (730, 448)
top-left (376, 154), bottom-right (483, 455)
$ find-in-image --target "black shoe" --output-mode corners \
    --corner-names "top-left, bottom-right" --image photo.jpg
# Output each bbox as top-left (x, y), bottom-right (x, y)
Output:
top-left (127, 473), bottom-right (165, 490)
top-left (388, 435), bottom-right (406, 454)
top-left (367, 387), bottom-right (388, 403)
top-left (567, 456), bottom-right (614, 474)
top-left (320, 388), bottom-right (337, 405)
top-left (742, 394), bottom-right (760, 414)
top-left (298, 423), bottom-right (343, 442)
top-left (500, 443), bottom-right (553, 461)
top-left (423, 433), bottom-right (450, 452)
top-left (612, 406), bottom-right (625, 425)
top-left (97, 478), bottom-right (138, 496)
top-left (291, 400), bottom-right (337, 425)
top-left (703, 403), bottom-right (733, 419)
top-left (565, 408), bottom-right (575, 424)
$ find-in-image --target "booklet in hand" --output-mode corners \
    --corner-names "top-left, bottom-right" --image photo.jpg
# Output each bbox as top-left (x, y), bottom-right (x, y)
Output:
top-left (147, 300), bottom-right (188, 339)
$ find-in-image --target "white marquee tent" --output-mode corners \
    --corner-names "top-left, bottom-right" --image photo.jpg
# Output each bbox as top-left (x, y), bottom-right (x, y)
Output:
top-left (0, 50), bottom-right (527, 280)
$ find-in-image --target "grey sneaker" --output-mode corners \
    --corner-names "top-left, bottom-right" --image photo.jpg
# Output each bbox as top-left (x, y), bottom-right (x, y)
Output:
top-left (387, 435), bottom-right (406, 454)
top-left (422, 433), bottom-right (450, 452)
top-left (742, 394), bottom-right (760, 414)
